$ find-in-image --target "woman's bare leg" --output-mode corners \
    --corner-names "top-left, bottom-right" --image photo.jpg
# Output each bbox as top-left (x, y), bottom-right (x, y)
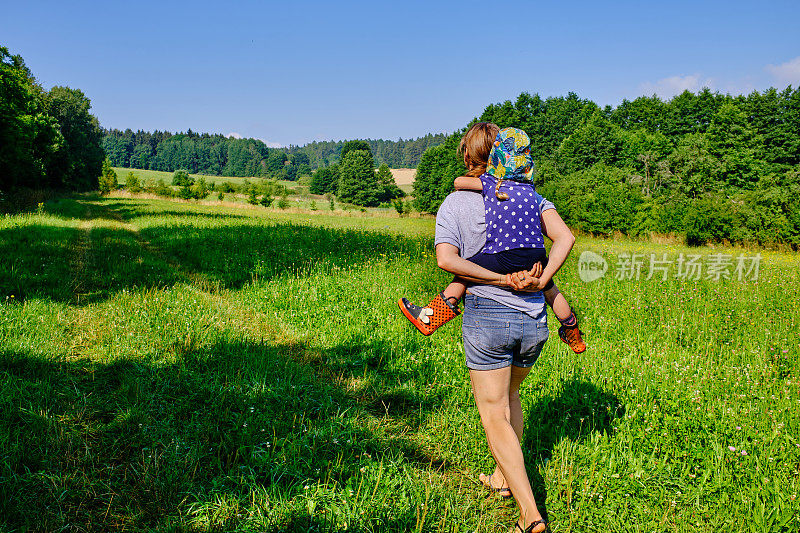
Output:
top-left (470, 367), bottom-right (544, 532)
top-left (488, 364), bottom-right (528, 487)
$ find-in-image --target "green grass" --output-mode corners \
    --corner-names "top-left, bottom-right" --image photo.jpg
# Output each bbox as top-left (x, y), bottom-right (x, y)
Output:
top-left (1, 196), bottom-right (798, 531)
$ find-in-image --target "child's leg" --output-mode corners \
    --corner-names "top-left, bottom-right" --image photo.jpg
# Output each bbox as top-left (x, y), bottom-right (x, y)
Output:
top-left (542, 283), bottom-right (575, 325)
top-left (543, 282), bottom-right (585, 352)
top-left (442, 277), bottom-right (467, 302)
top-left (398, 276), bottom-right (463, 336)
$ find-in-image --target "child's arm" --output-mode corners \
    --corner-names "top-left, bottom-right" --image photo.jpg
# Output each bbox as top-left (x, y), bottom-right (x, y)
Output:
top-left (453, 176), bottom-right (483, 191)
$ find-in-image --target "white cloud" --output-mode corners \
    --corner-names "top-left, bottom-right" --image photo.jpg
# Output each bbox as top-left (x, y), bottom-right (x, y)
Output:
top-left (227, 132), bottom-right (283, 147)
top-left (257, 138), bottom-right (284, 148)
top-left (638, 74), bottom-right (715, 99)
top-left (765, 56), bottom-right (800, 86)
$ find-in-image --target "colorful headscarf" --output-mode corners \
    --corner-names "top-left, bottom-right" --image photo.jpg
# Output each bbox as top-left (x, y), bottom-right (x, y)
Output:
top-left (486, 127), bottom-right (534, 182)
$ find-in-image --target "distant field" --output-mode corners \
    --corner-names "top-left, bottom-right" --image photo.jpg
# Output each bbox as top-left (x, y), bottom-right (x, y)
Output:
top-left (390, 168), bottom-right (416, 194)
top-left (112, 167), bottom-right (302, 191)
top-left (2, 195), bottom-right (798, 531)
top-left (115, 167), bottom-right (416, 194)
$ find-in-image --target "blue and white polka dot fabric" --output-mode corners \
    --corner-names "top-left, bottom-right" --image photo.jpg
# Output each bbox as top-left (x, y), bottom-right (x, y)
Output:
top-left (479, 173), bottom-right (544, 254)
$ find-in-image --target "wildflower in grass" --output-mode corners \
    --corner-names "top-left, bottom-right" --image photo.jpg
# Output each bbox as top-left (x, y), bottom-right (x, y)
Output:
top-left (728, 446), bottom-right (736, 451)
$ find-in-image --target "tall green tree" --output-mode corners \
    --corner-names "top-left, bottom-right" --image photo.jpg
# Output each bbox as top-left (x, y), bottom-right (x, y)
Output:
top-left (340, 140), bottom-right (372, 160)
top-left (706, 102), bottom-right (762, 189)
top-left (45, 86), bottom-right (104, 191)
top-left (338, 149), bottom-right (379, 206)
top-left (0, 46), bottom-right (61, 191)
top-left (310, 165), bottom-right (339, 194)
top-left (412, 133), bottom-right (464, 212)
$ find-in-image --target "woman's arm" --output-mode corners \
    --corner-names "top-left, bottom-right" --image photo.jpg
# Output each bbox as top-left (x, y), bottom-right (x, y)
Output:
top-left (435, 243), bottom-right (544, 289)
top-left (511, 209), bottom-right (574, 290)
top-left (435, 243), bottom-right (506, 285)
top-left (453, 176), bottom-right (483, 191)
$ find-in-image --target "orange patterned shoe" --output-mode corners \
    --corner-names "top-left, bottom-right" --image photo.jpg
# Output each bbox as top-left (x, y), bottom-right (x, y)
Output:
top-left (398, 293), bottom-right (460, 336)
top-left (558, 324), bottom-right (586, 353)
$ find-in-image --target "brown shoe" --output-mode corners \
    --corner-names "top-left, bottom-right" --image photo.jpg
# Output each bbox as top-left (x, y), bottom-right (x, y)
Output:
top-left (558, 324), bottom-right (586, 353)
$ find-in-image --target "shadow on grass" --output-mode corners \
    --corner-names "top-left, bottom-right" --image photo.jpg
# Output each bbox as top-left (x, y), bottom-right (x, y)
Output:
top-left (522, 378), bottom-right (625, 522)
top-left (1, 198), bottom-right (428, 304)
top-left (0, 336), bottom-right (451, 531)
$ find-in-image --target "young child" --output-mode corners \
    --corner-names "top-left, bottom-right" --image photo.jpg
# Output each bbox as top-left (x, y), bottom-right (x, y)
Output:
top-left (398, 124), bottom-right (586, 353)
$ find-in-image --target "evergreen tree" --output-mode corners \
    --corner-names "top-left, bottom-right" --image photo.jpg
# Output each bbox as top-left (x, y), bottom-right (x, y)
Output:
top-left (124, 171), bottom-right (141, 193)
top-left (376, 163), bottom-right (404, 202)
top-left (340, 140), bottom-right (372, 159)
top-left (98, 158), bottom-right (117, 194)
top-left (337, 149), bottom-right (379, 206)
top-left (310, 165), bottom-right (339, 194)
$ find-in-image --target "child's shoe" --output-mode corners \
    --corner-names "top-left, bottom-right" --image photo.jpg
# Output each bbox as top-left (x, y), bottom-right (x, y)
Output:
top-left (558, 324), bottom-right (586, 353)
top-left (398, 293), bottom-right (460, 336)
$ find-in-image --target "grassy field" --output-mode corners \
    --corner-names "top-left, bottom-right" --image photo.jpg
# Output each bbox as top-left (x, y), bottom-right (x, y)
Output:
top-left (112, 167), bottom-right (305, 192)
top-left (1, 195), bottom-right (798, 532)
top-left (111, 167), bottom-right (412, 212)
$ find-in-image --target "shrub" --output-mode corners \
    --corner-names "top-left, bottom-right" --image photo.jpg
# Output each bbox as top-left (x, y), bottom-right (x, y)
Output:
top-left (178, 183), bottom-right (193, 200)
top-left (153, 178), bottom-right (172, 197)
top-left (193, 177), bottom-right (210, 199)
top-left (248, 188), bottom-right (259, 205)
top-left (172, 169), bottom-right (193, 187)
top-left (392, 198), bottom-right (405, 216)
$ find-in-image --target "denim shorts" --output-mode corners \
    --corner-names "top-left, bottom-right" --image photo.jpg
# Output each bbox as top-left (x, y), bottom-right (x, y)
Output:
top-left (462, 294), bottom-right (549, 371)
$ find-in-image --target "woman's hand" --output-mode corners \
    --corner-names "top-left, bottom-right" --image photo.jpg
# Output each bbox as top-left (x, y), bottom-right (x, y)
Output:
top-left (506, 262), bottom-right (544, 291)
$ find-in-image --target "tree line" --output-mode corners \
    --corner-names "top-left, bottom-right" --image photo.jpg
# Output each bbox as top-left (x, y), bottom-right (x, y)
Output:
top-left (414, 88), bottom-right (800, 247)
top-left (286, 133), bottom-right (448, 169)
top-left (102, 129), bottom-right (313, 181)
top-left (101, 130), bottom-right (448, 182)
top-left (0, 46), bottom-right (104, 195)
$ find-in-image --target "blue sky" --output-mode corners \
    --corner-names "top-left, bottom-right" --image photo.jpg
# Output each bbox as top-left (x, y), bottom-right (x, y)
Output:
top-left (3, 0), bottom-right (799, 146)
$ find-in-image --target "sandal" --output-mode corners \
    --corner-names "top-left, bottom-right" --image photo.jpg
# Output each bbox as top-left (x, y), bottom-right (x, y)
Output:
top-left (514, 518), bottom-right (549, 533)
top-left (479, 473), bottom-right (512, 499)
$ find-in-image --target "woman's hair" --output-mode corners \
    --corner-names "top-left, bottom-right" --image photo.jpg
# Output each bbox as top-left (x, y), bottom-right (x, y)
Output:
top-left (458, 122), bottom-right (500, 177)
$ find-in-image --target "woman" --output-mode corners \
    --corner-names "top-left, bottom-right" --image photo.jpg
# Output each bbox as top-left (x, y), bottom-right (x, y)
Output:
top-left (432, 125), bottom-right (575, 533)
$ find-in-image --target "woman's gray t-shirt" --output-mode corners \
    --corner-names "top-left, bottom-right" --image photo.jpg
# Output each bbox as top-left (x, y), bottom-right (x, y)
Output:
top-left (434, 190), bottom-right (555, 317)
